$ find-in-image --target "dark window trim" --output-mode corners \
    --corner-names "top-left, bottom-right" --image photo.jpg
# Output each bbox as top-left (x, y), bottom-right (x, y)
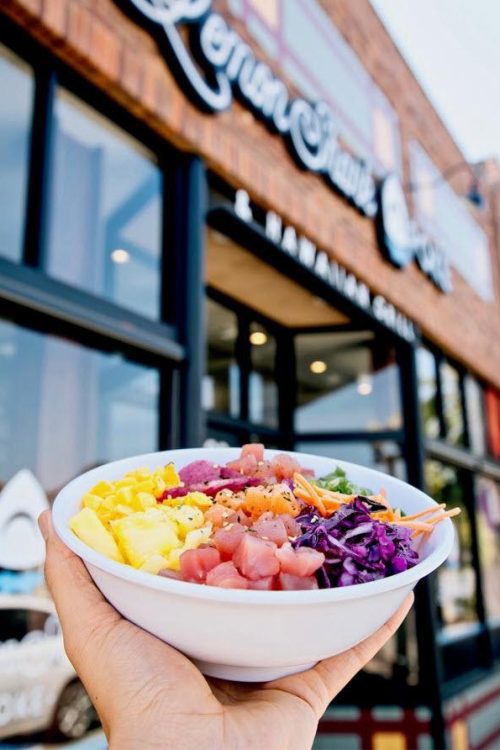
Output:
top-left (295, 430), bottom-right (405, 443)
top-left (0, 258), bottom-right (183, 362)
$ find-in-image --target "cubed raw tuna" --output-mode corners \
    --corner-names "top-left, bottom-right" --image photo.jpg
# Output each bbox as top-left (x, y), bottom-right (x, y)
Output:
top-left (233, 534), bottom-right (280, 580)
top-left (206, 561), bottom-right (249, 589)
top-left (180, 547), bottom-right (221, 583)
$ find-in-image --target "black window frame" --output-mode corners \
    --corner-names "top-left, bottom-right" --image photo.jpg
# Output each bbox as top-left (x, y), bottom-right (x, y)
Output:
top-left (0, 17), bottom-right (211, 450)
top-left (416, 341), bottom-right (500, 692)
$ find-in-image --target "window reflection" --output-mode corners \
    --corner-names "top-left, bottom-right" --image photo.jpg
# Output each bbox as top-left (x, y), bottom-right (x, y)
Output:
top-left (475, 477), bottom-right (500, 624)
top-left (0, 45), bottom-right (33, 262)
top-left (296, 331), bottom-right (401, 433)
top-left (205, 298), bottom-right (239, 418)
top-left (426, 460), bottom-right (477, 634)
top-left (249, 322), bottom-right (278, 427)
top-left (296, 441), bottom-right (406, 481)
top-left (416, 347), bottom-right (440, 439)
top-left (440, 362), bottom-right (465, 446)
top-left (46, 89), bottom-right (162, 320)
top-left (464, 376), bottom-right (486, 455)
top-left (0, 318), bottom-right (159, 498)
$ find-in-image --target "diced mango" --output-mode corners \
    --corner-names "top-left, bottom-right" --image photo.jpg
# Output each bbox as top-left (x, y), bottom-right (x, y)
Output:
top-left (114, 477), bottom-right (138, 488)
top-left (90, 481), bottom-right (115, 498)
top-left (134, 479), bottom-right (155, 494)
top-left (135, 492), bottom-right (157, 510)
top-left (82, 493), bottom-right (102, 511)
top-left (112, 512), bottom-right (181, 568)
top-left (162, 463), bottom-right (181, 488)
top-left (70, 508), bottom-right (124, 563)
top-left (115, 487), bottom-right (136, 506)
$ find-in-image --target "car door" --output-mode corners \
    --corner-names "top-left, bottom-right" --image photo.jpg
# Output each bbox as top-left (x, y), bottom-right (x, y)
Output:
top-left (0, 603), bottom-right (73, 739)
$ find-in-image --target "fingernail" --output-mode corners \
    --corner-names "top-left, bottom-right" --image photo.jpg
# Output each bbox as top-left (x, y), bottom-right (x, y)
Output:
top-left (38, 511), bottom-right (50, 542)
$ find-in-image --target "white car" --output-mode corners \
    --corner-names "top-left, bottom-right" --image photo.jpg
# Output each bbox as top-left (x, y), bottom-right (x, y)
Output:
top-left (0, 594), bottom-right (96, 741)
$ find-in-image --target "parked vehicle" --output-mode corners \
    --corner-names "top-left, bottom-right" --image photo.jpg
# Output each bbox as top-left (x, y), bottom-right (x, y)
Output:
top-left (0, 594), bottom-right (96, 741)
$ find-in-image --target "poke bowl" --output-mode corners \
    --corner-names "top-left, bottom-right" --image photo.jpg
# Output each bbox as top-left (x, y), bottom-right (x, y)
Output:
top-left (52, 447), bottom-right (456, 682)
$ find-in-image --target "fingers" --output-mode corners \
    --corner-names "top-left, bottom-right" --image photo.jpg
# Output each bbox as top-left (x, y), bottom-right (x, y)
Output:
top-left (312, 592), bottom-right (414, 708)
top-left (38, 510), bottom-right (121, 670)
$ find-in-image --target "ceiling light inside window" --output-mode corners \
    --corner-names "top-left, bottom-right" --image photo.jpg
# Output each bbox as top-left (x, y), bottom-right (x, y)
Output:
top-left (111, 248), bottom-right (130, 264)
top-left (310, 360), bottom-right (327, 374)
top-left (249, 331), bottom-right (268, 346)
top-left (357, 375), bottom-right (373, 396)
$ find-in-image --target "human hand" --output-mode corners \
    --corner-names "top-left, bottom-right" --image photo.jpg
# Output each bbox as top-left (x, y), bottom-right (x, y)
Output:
top-left (39, 510), bottom-right (413, 750)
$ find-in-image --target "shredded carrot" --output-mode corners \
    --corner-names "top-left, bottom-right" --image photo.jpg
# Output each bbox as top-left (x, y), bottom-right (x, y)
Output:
top-left (292, 473), bottom-right (461, 531)
top-left (293, 473), bottom-right (327, 515)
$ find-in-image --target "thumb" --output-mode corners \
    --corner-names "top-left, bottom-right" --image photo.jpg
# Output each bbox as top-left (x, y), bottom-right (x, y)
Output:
top-left (38, 510), bottom-right (122, 671)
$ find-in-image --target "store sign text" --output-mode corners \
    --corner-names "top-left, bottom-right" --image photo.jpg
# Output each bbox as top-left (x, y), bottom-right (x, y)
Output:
top-left (120, 0), bottom-right (451, 292)
top-left (234, 190), bottom-right (416, 343)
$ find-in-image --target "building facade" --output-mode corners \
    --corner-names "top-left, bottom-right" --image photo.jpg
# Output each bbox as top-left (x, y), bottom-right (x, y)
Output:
top-left (1, 0), bottom-right (500, 748)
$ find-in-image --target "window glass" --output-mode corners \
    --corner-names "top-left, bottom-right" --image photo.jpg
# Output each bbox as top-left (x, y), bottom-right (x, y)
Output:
top-left (475, 477), bottom-right (500, 624)
top-left (249, 323), bottom-right (278, 427)
top-left (296, 331), bottom-right (401, 433)
top-left (426, 461), bottom-right (478, 635)
top-left (46, 89), bottom-right (162, 320)
top-left (464, 376), bottom-right (485, 455)
top-left (0, 45), bottom-right (33, 262)
top-left (0, 609), bottom-right (51, 643)
top-left (440, 362), bottom-right (465, 446)
top-left (0, 318), bottom-right (159, 498)
top-left (416, 347), bottom-right (440, 439)
top-left (205, 298), bottom-right (239, 418)
top-left (296, 441), bottom-right (407, 481)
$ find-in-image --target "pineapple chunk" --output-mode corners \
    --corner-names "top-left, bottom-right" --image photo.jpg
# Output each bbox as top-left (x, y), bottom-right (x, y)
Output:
top-left (166, 505), bottom-right (204, 539)
top-left (82, 493), bottom-right (102, 511)
top-left (140, 553), bottom-right (170, 574)
top-left (90, 481), bottom-right (114, 498)
top-left (166, 525), bottom-right (213, 570)
top-left (70, 508), bottom-right (124, 563)
top-left (182, 492), bottom-right (213, 510)
top-left (112, 512), bottom-right (181, 568)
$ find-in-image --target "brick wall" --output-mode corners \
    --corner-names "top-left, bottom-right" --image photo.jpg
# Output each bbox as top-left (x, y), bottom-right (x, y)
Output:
top-left (3, 0), bottom-right (500, 388)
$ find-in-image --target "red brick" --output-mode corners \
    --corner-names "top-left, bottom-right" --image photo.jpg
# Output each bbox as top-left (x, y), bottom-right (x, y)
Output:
top-left (121, 49), bottom-right (143, 99)
top-left (89, 17), bottom-right (121, 81)
top-left (67, 2), bottom-right (91, 57)
top-left (42, 0), bottom-right (68, 37)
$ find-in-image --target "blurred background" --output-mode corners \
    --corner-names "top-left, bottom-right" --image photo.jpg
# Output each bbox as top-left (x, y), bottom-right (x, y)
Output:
top-left (0, 0), bottom-right (499, 748)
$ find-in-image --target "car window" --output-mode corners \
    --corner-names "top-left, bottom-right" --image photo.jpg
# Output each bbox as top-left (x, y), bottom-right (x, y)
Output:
top-left (0, 608), bottom-right (54, 643)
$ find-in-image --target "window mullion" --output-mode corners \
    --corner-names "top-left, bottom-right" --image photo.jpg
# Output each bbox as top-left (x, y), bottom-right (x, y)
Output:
top-left (23, 62), bottom-right (56, 269)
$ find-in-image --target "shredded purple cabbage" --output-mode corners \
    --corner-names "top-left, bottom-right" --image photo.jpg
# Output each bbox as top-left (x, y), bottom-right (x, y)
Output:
top-left (293, 497), bottom-right (419, 588)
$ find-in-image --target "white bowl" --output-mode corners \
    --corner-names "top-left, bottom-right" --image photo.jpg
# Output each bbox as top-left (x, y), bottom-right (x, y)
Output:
top-left (52, 449), bottom-right (454, 682)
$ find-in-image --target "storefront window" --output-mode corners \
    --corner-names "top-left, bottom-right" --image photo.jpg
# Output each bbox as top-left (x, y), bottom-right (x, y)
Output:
top-left (416, 347), bottom-right (440, 439)
top-left (0, 318), bottom-right (159, 497)
top-left (204, 298), bottom-right (240, 418)
top-left (46, 89), bottom-right (162, 320)
top-left (426, 461), bottom-right (478, 635)
top-left (440, 362), bottom-right (465, 446)
top-left (464, 376), bottom-right (486, 455)
top-left (249, 322), bottom-right (278, 427)
top-left (475, 477), bottom-right (500, 624)
top-left (0, 44), bottom-right (33, 263)
top-left (296, 441), bottom-right (406, 481)
top-left (295, 331), bottom-right (401, 433)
